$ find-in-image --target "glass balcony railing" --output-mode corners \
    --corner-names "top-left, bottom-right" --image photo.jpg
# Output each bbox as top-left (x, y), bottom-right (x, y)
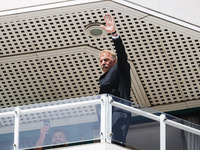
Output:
top-left (0, 107), bottom-right (15, 150)
top-left (0, 95), bottom-right (101, 150)
top-left (0, 94), bottom-right (199, 150)
top-left (110, 95), bottom-right (200, 150)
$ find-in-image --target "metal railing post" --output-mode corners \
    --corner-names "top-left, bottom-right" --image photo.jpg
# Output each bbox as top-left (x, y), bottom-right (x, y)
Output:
top-left (107, 95), bottom-right (112, 143)
top-left (100, 94), bottom-right (106, 143)
top-left (160, 114), bottom-right (166, 150)
top-left (14, 107), bottom-right (20, 150)
top-left (100, 94), bottom-right (112, 143)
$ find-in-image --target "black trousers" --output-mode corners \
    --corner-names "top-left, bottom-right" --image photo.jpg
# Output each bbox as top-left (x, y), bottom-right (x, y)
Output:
top-left (112, 111), bottom-right (131, 143)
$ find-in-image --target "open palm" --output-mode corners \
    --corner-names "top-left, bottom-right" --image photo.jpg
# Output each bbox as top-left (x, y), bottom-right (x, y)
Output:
top-left (100, 14), bottom-right (116, 33)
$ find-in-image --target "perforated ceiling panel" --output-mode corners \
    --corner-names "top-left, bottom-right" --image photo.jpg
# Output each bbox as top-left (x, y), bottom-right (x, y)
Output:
top-left (0, 47), bottom-right (101, 107)
top-left (0, 1), bottom-right (200, 112)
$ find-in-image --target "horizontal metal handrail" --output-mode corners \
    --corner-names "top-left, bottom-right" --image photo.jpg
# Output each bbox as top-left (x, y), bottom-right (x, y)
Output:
top-left (166, 119), bottom-right (200, 136)
top-left (0, 99), bottom-right (101, 117)
top-left (111, 100), bottom-right (200, 136)
top-left (112, 101), bottom-right (160, 122)
top-left (0, 111), bottom-right (15, 118)
top-left (21, 99), bottom-right (101, 114)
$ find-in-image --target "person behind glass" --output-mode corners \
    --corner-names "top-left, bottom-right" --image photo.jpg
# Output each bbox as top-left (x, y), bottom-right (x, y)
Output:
top-left (35, 126), bottom-right (68, 150)
top-left (99, 14), bottom-right (131, 144)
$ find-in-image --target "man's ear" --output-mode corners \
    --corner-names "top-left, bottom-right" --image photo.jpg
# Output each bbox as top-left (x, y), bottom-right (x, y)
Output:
top-left (114, 58), bottom-right (117, 64)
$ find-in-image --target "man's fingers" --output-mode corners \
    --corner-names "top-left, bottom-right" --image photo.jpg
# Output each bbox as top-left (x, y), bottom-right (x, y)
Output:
top-left (104, 14), bottom-right (115, 23)
top-left (112, 16), bottom-right (115, 23)
top-left (107, 14), bottom-right (112, 22)
top-left (104, 15), bottom-right (108, 23)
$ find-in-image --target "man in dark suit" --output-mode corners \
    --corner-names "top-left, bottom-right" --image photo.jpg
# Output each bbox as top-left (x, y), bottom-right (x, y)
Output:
top-left (99, 14), bottom-right (131, 144)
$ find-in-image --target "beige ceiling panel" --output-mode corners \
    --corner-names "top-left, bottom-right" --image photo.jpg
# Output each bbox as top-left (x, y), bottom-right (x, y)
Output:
top-left (36, 46), bottom-right (102, 101)
top-left (129, 61), bottom-right (150, 107)
top-left (0, 18), bottom-right (36, 55)
top-left (0, 56), bottom-right (58, 107)
top-left (142, 15), bottom-right (200, 38)
top-left (0, 1), bottom-right (200, 112)
top-left (152, 102), bottom-right (188, 112)
top-left (178, 79), bottom-right (200, 100)
top-left (152, 99), bottom-right (200, 113)
top-left (186, 99), bottom-right (200, 109)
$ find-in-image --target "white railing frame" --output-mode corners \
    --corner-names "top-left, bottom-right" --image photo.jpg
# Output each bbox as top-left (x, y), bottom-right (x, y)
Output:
top-left (14, 107), bottom-right (20, 150)
top-left (100, 95), bottom-right (112, 143)
top-left (100, 95), bottom-right (106, 143)
top-left (160, 114), bottom-right (166, 150)
top-left (111, 100), bottom-right (200, 150)
top-left (0, 99), bottom-right (101, 118)
top-left (107, 96), bottom-right (113, 143)
top-left (0, 95), bottom-right (200, 150)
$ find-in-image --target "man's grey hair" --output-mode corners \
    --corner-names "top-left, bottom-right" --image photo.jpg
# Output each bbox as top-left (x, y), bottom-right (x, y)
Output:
top-left (99, 50), bottom-right (117, 60)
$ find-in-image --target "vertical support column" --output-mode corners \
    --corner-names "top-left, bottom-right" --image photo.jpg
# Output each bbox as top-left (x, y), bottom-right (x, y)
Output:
top-left (100, 94), bottom-right (106, 143)
top-left (100, 94), bottom-right (112, 143)
top-left (14, 107), bottom-right (20, 150)
top-left (160, 114), bottom-right (166, 150)
top-left (106, 95), bottom-right (113, 143)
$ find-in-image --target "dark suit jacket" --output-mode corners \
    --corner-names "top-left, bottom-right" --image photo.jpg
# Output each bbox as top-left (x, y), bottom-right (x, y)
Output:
top-left (99, 36), bottom-right (131, 101)
top-left (98, 36), bottom-right (131, 143)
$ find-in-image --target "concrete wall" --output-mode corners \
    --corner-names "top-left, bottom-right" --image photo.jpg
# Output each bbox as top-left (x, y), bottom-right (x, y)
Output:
top-left (129, 0), bottom-right (200, 27)
top-left (0, 0), bottom-right (65, 11)
top-left (53, 143), bottom-right (131, 150)
top-left (1, 0), bottom-right (199, 27)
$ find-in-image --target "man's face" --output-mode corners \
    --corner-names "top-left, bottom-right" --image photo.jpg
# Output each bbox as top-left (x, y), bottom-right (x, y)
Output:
top-left (100, 53), bottom-right (116, 73)
top-left (52, 132), bottom-right (66, 144)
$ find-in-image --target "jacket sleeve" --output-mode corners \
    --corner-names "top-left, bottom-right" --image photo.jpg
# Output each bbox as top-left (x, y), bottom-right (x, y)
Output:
top-left (112, 36), bottom-right (129, 70)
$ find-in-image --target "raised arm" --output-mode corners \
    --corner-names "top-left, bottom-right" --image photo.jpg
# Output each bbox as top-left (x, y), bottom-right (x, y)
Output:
top-left (100, 14), bottom-right (129, 69)
top-left (113, 36), bottom-right (129, 69)
top-left (34, 126), bottom-right (49, 150)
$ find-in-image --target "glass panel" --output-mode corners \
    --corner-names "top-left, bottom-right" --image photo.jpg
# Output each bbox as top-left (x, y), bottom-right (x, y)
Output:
top-left (0, 107), bottom-right (15, 150)
top-left (1, 94), bottom-right (200, 150)
top-left (165, 114), bottom-right (200, 150)
top-left (110, 95), bottom-right (160, 149)
top-left (18, 95), bottom-right (101, 149)
top-left (110, 95), bottom-right (200, 150)
top-left (126, 115), bottom-right (160, 150)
